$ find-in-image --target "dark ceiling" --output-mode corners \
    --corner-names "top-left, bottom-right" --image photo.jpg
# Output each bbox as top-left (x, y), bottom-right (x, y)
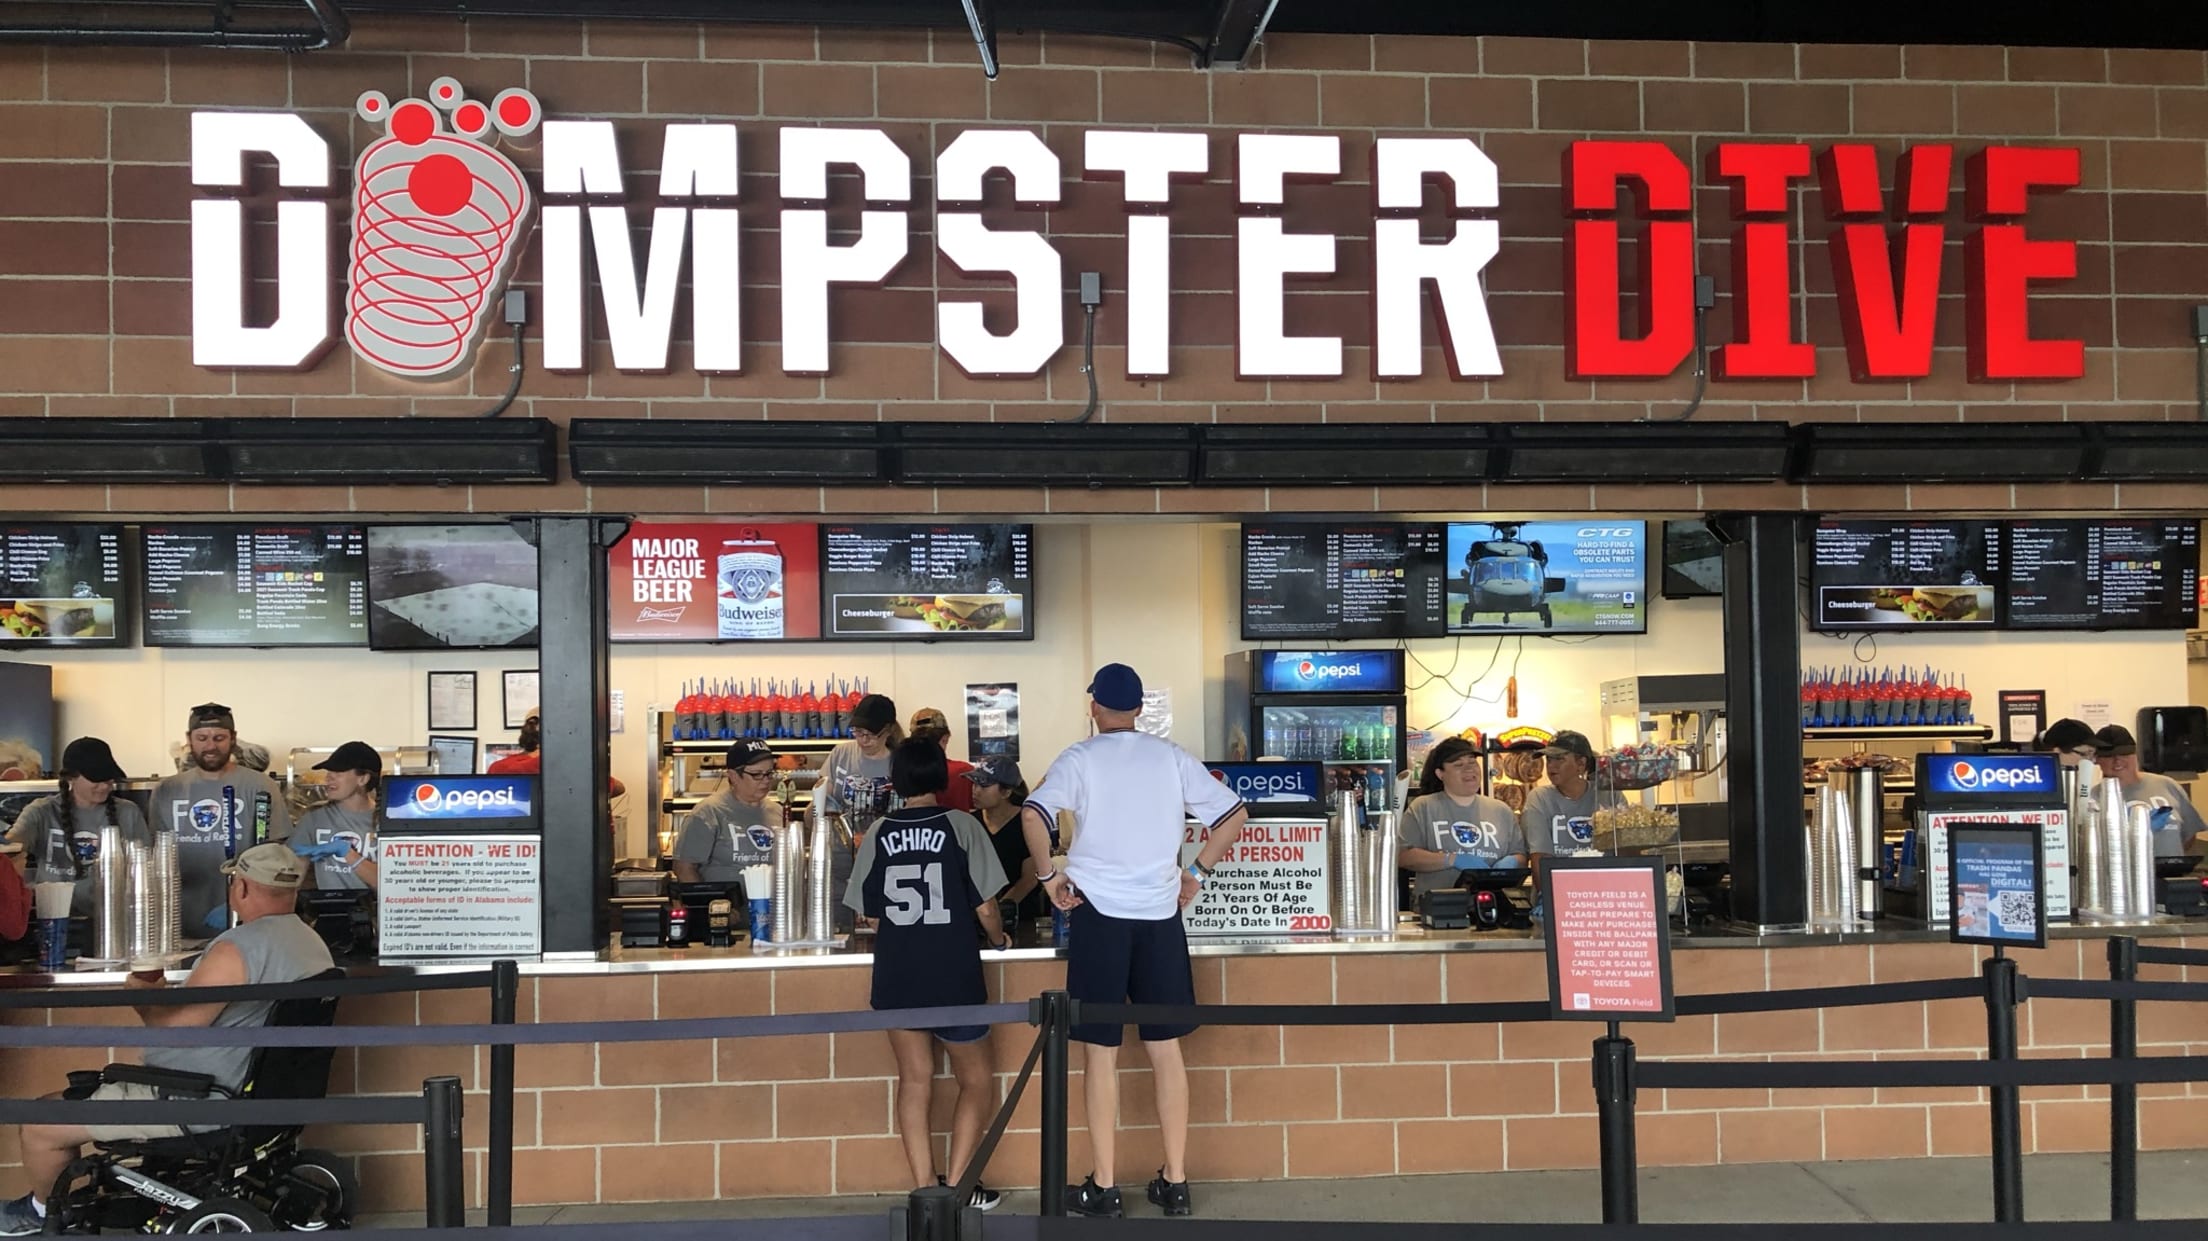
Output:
top-left (13, 0), bottom-right (2208, 57)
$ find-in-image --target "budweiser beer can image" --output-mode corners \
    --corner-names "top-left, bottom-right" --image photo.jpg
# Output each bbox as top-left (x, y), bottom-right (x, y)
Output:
top-left (718, 530), bottom-right (785, 639)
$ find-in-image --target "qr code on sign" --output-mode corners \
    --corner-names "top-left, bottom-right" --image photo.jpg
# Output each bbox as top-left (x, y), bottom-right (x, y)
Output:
top-left (1994, 890), bottom-right (2037, 935)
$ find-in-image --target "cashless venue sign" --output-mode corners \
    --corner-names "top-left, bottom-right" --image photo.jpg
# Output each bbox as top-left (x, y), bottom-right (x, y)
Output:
top-left (187, 87), bottom-right (2090, 386)
top-left (1543, 855), bottom-right (1675, 1022)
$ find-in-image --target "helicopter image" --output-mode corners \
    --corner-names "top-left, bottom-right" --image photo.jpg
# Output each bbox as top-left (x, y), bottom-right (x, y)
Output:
top-left (1457, 522), bottom-right (1568, 629)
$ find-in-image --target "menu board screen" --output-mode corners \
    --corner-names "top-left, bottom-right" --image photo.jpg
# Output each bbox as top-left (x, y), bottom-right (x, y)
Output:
top-left (821, 524), bottom-right (1033, 639)
top-left (2006, 520), bottom-right (2200, 631)
top-left (1241, 523), bottom-right (1447, 640)
top-left (141, 525), bottom-right (367, 647)
top-left (1810, 520), bottom-right (2000, 631)
top-left (607, 522), bottom-right (822, 643)
top-left (367, 525), bottom-right (539, 651)
top-left (1444, 521), bottom-right (1648, 635)
top-left (0, 524), bottom-right (128, 648)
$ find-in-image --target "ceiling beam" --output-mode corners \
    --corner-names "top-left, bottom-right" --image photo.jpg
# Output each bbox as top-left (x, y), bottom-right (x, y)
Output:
top-left (1202, 0), bottom-right (1278, 68)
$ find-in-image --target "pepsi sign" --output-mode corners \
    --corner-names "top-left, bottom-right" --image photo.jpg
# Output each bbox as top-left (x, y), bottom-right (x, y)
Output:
top-left (383, 775), bottom-right (539, 826)
top-left (1256, 649), bottom-right (1404, 695)
top-left (1205, 761), bottom-right (1324, 809)
top-left (1918, 754), bottom-right (2058, 802)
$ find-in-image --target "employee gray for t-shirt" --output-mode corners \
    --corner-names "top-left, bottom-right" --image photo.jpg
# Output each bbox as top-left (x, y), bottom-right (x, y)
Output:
top-left (1520, 784), bottom-right (1622, 856)
top-left (297, 803), bottom-right (375, 891)
top-left (2112, 771), bottom-right (2208, 856)
top-left (1397, 792), bottom-right (1525, 896)
top-left (151, 767), bottom-right (294, 931)
top-left (1022, 731), bottom-right (1245, 921)
top-left (6, 796), bottom-right (152, 917)
top-left (674, 789), bottom-right (779, 884)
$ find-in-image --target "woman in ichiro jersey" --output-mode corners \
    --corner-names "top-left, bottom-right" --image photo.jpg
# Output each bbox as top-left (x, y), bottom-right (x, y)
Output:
top-left (845, 739), bottom-right (1011, 1209)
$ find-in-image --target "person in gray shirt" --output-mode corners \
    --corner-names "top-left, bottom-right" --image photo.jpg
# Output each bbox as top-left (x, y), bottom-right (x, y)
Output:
top-left (673, 740), bottom-right (781, 886)
top-left (1520, 731), bottom-right (1624, 867)
top-left (2, 843), bottom-right (333, 1233)
top-left (1397, 737), bottom-right (1525, 897)
top-left (294, 742), bottom-right (384, 890)
top-left (150, 704), bottom-right (293, 935)
top-left (5, 738), bottom-right (149, 921)
top-left (2093, 725), bottom-right (2207, 857)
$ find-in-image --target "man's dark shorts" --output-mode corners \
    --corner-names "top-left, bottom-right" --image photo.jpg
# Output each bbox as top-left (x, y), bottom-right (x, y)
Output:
top-left (1066, 902), bottom-right (1197, 1047)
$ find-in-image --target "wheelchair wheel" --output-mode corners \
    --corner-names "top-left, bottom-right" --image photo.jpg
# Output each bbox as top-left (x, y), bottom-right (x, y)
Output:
top-left (166, 1197), bottom-right (276, 1233)
top-left (271, 1148), bottom-right (356, 1231)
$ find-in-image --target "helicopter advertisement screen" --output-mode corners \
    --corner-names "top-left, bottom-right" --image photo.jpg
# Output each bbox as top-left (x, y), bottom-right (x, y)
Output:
top-left (1443, 522), bottom-right (1649, 635)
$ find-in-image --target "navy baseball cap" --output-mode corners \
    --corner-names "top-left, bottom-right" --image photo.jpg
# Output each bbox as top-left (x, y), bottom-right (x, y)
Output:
top-left (1088, 663), bottom-right (1144, 712)
top-left (726, 739), bottom-right (776, 770)
top-left (964, 755), bottom-right (1025, 788)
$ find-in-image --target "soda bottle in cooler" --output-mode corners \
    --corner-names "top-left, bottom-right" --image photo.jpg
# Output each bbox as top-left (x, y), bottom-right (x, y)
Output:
top-left (1263, 722), bottom-right (1282, 758)
top-left (1365, 766), bottom-right (1388, 813)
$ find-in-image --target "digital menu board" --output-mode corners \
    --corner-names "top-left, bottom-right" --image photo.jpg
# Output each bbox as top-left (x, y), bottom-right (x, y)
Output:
top-left (141, 524), bottom-right (367, 647)
top-left (1444, 521), bottom-right (1648, 635)
top-left (2006, 520), bottom-right (2200, 631)
top-left (821, 524), bottom-right (1033, 639)
top-left (0, 524), bottom-right (128, 648)
top-left (1810, 520), bottom-right (2000, 631)
top-left (368, 524), bottom-right (539, 651)
top-left (606, 522), bottom-right (822, 643)
top-left (1241, 523), bottom-right (1446, 640)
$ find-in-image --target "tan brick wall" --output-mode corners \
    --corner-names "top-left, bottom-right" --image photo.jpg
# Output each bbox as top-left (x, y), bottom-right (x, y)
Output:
top-left (1, 23), bottom-right (2205, 519)
top-left (7, 937), bottom-right (2202, 1209)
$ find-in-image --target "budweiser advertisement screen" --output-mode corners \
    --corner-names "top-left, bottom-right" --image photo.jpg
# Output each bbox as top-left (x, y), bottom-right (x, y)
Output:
top-left (0, 524), bottom-right (129, 649)
top-left (2005, 520), bottom-right (2200, 632)
top-left (1443, 521), bottom-right (1648, 635)
top-left (1240, 523), bottom-right (1447, 641)
top-left (140, 524), bottom-right (367, 648)
top-left (821, 524), bottom-right (1034, 640)
top-left (1810, 520), bottom-right (2001, 632)
top-left (367, 524), bottom-right (539, 651)
top-left (607, 522), bottom-right (823, 643)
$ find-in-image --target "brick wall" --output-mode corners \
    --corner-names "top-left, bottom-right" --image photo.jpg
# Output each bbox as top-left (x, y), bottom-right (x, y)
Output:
top-left (1, 22), bottom-right (2205, 519)
top-left (6, 938), bottom-right (2201, 1210)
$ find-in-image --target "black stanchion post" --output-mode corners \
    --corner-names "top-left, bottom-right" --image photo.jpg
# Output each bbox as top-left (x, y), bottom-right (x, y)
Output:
top-left (906, 1184), bottom-right (964, 1241)
top-left (2109, 936), bottom-right (2139, 1222)
top-left (1983, 953), bottom-right (2024, 1224)
top-left (1592, 1024), bottom-right (1639, 1225)
top-left (1037, 990), bottom-right (1072, 1217)
top-left (488, 958), bottom-right (519, 1228)
top-left (423, 1075), bottom-right (466, 1229)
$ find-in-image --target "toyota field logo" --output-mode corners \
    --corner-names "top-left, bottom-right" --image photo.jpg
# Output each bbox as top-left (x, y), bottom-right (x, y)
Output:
top-left (347, 79), bottom-right (540, 380)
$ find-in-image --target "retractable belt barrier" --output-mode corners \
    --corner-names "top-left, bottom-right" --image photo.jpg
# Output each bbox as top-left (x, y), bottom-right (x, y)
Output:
top-left (0, 969), bottom-right (498, 1009)
top-left (2132, 944), bottom-right (2208, 969)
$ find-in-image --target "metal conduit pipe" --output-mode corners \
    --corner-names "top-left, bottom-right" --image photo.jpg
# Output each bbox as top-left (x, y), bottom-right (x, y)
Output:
top-left (0, 0), bottom-right (349, 49)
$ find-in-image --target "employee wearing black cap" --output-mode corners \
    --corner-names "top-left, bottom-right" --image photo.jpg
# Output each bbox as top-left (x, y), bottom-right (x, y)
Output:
top-left (2092, 725), bottom-right (2206, 857)
top-left (966, 755), bottom-right (1044, 922)
top-left (2036, 718), bottom-right (2099, 767)
top-left (5, 738), bottom-right (149, 920)
top-left (294, 742), bottom-right (383, 891)
top-left (1521, 730), bottom-right (1623, 865)
top-left (151, 704), bottom-right (293, 933)
top-left (818, 694), bottom-right (902, 824)
top-left (672, 739), bottom-right (781, 885)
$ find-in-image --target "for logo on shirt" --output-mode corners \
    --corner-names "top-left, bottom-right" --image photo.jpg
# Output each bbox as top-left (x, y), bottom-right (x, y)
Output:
top-left (187, 799), bottom-right (228, 834)
top-left (745, 826), bottom-right (775, 852)
top-left (70, 829), bottom-right (100, 864)
top-left (1451, 821), bottom-right (1500, 850)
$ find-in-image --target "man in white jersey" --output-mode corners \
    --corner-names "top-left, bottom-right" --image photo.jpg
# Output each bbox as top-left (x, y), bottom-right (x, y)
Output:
top-left (1021, 663), bottom-right (1247, 1219)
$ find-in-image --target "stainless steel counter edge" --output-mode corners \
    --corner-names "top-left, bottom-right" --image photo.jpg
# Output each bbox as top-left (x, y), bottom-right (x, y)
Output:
top-left (8, 918), bottom-right (2198, 985)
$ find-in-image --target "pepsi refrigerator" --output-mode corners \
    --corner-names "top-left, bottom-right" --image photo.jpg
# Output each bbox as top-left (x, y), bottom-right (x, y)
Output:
top-left (1915, 752), bottom-right (2069, 927)
top-left (1226, 650), bottom-right (1407, 813)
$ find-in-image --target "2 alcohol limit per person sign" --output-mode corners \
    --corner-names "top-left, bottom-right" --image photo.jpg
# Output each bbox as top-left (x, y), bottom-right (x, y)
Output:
top-left (1543, 856), bottom-right (1676, 1022)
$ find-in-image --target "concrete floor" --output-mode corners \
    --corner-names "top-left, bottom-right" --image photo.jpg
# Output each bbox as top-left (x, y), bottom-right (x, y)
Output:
top-left (360, 1151), bottom-right (2208, 1228)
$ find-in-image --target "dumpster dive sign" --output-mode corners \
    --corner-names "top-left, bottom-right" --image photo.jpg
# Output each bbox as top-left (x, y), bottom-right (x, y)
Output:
top-left (188, 89), bottom-right (2087, 386)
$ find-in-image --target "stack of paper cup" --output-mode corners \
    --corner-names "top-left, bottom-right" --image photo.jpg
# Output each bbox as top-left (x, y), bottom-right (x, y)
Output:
top-left (804, 807), bottom-right (834, 943)
top-left (94, 825), bottom-right (129, 962)
top-left (771, 822), bottom-right (806, 944)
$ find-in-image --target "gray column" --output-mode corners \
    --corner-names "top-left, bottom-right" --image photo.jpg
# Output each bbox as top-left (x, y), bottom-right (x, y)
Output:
top-left (529, 515), bottom-right (622, 955)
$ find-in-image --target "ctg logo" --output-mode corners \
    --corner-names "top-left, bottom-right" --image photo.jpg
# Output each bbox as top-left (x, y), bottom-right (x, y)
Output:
top-left (1949, 760), bottom-right (2048, 791)
top-left (410, 783), bottom-right (521, 812)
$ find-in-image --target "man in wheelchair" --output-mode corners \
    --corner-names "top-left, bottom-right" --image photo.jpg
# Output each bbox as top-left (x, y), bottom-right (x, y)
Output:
top-left (3, 844), bottom-right (339, 1235)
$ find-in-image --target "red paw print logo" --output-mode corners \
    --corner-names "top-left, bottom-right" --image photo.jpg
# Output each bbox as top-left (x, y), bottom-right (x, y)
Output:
top-left (348, 79), bottom-right (539, 380)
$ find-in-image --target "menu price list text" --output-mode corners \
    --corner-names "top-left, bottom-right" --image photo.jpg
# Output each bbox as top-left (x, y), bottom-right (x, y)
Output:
top-left (141, 525), bottom-right (367, 645)
top-left (1243, 524), bottom-right (1444, 639)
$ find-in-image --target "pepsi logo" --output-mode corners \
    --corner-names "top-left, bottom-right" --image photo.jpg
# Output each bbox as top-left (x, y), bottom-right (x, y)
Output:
top-left (413, 783), bottom-right (441, 807)
top-left (1951, 760), bottom-right (1978, 789)
top-left (1297, 660), bottom-right (1316, 679)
